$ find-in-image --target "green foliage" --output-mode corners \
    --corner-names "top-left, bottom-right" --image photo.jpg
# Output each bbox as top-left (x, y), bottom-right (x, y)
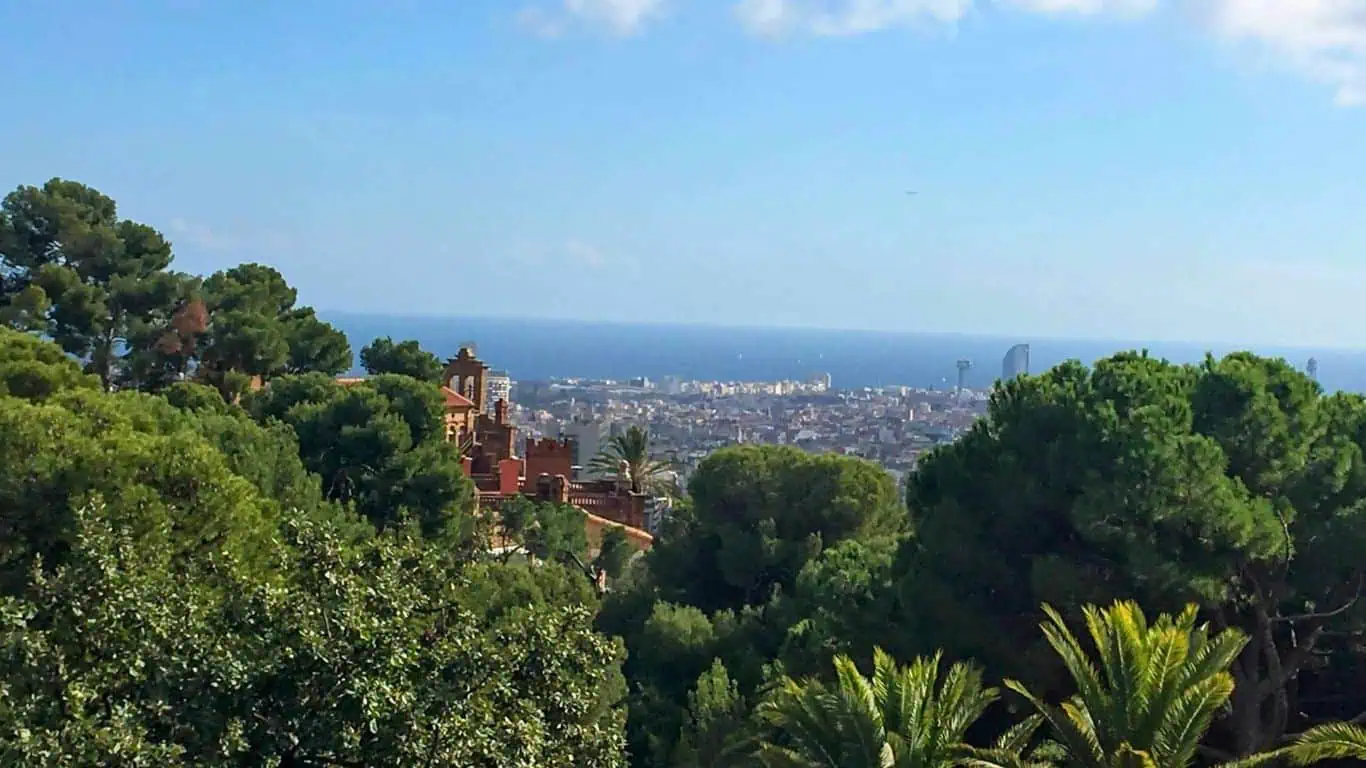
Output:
top-left (1005, 600), bottom-right (1248, 768)
top-left (654, 444), bottom-right (906, 614)
top-left (589, 425), bottom-right (674, 494)
top-left (897, 351), bottom-right (1366, 753)
top-left (360, 335), bottom-right (444, 382)
top-left (246, 372), bottom-right (475, 538)
top-left (1244, 723), bottom-right (1366, 766)
top-left (596, 525), bottom-right (637, 581)
top-left (0, 506), bottom-right (628, 766)
top-left (0, 326), bottom-right (98, 400)
top-left (198, 263), bottom-right (351, 397)
top-left (672, 658), bottom-right (754, 768)
top-left (0, 178), bottom-right (190, 390)
top-left (756, 647), bottom-right (1029, 768)
top-left (776, 537), bottom-right (900, 679)
top-left (0, 391), bottom-right (278, 591)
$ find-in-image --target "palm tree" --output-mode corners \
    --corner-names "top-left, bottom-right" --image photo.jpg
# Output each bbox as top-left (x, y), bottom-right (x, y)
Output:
top-left (756, 647), bottom-right (1041, 768)
top-left (1006, 600), bottom-right (1249, 768)
top-left (587, 425), bottom-right (673, 494)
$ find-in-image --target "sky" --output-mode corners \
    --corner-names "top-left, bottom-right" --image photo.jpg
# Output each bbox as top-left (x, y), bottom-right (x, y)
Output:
top-left (2, 1), bottom-right (1365, 347)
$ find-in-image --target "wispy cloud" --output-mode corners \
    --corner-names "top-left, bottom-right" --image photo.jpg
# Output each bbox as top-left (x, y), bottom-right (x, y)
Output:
top-left (517, 0), bottom-right (668, 37)
top-left (565, 240), bottom-right (608, 268)
top-left (732, 0), bottom-right (1156, 37)
top-left (1000, 0), bottom-right (1157, 15)
top-left (1203, 0), bottom-right (1366, 106)
top-left (509, 239), bottom-right (613, 270)
top-left (167, 217), bottom-right (293, 254)
top-left (515, 0), bottom-right (1366, 108)
top-left (734, 0), bottom-right (974, 37)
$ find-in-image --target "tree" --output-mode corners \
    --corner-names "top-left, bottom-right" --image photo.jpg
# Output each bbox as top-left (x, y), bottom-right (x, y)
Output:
top-left (0, 326), bottom-right (98, 400)
top-left (756, 647), bottom-right (1036, 768)
top-left (121, 294), bottom-right (210, 391)
top-left (774, 537), bottom-right (901, 681)
top-left (246, 372), bottom-right (475, 539)
top-left (1006, 601), bottom-right (1248, 768)
top-left (0, 388), bottom-right (281, 592)
top-left (282, 306), bottom-right (352, 375)
top-left (671, 659), bottom-right (754, 768)
top-left (595, 525), bottom-right (637, 581)
top-left (360, 335), bottom-right (444, 382)
top-left (198, 264), bottom-right (350, 398)
top-left (601, 446), bottom-right (908, 766)
top-left (0, 505), bottom-right (629, 766)
top-left (651, 444), bottom-right (906, 614)
top-left (588, 425), bottom-right (673, 494)
top-left (0, 178), bottom-right (190, 390)
top-left (896, 351), bottom-right (1366, 756)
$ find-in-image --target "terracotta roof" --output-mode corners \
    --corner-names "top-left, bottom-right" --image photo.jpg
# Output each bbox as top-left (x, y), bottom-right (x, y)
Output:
top-left (335, 377), bottom-right (367, 386)
top-left (441, 386), bottom-right (476, 408)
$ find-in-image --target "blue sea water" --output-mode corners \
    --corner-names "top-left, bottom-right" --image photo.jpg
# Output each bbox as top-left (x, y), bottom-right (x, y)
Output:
top-left (324, 313), bottom-right (1366, 394)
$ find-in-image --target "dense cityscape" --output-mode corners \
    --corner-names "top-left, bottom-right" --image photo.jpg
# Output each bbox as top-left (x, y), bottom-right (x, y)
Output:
top-left (510, 342), bottom-right (1012, 487)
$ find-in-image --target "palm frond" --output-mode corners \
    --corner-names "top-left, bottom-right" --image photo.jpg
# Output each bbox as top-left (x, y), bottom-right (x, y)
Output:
top-left (1273, 722), bottom-right (1366, 766)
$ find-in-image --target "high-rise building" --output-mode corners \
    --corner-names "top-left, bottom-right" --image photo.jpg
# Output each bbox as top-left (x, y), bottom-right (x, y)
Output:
top-left (1307, 357), bottom-right (1319, 383)
top-left (562, 421), bottom-right (609, 474)
top-left (955, 359), bottom-right (973, 395)
top-left (1002, 344), bottom-right (1030, 382)
top-left (484, 369), bottom-right (512, 416)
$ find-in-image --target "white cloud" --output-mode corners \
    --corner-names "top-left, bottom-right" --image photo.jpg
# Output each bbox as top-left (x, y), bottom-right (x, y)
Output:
top-left (518, 0), bottom-right (667, 37)
top-left (1203, 0), bottom-right (1366, 105)
top-left (735, 0), bottom-right (974, 37)
top-left (999, 0), bottom-right (1157, 15)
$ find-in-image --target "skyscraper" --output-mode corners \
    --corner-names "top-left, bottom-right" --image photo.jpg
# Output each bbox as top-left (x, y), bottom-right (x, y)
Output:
top-left (1307, 357), bottom-right (1319, 383)
top-left (1002, 344), bottom-right (1030, 382)
top-left (485, 369), bottom-right (512, 415)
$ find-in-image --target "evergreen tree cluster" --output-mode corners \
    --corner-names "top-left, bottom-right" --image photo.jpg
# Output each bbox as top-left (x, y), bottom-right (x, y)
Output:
top-left (6, 177), bottom-right (1366, 766)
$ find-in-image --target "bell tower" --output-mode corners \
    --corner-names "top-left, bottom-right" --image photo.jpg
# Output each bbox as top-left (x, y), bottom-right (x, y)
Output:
top-left (443, 343), bottom-right (488, 414)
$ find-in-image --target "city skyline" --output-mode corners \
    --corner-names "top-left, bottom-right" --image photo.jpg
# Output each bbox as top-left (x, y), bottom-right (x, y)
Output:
top-left (3, 2), bottom-right (1364, 346)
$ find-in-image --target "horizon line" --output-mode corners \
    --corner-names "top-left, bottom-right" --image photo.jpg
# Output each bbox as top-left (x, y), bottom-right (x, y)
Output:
top-left (315, 309), bottom-right (1366, 356)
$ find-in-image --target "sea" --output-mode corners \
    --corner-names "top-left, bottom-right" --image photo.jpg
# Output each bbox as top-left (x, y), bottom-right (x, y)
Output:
top-left (324, 313), bottom-right (1366, 395)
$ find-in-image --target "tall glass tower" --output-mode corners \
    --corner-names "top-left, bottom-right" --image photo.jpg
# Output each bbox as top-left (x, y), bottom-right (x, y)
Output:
top-left (1002, 344), bottom-right (1030, 382)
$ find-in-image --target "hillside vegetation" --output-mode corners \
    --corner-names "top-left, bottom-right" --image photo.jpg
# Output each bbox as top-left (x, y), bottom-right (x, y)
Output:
top-left (4, 177), bottom-right (1366, 766)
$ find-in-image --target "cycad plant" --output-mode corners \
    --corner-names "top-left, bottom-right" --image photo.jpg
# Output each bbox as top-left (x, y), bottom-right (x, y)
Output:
top-left (756, 647), bottom-right (1040, 768)
top-left (1006, 600), bottom-right (1249, 768)
top-left (587, 425), bottom-right (673, 494)
top-left (1237, 722), bottom-right (1366, 766)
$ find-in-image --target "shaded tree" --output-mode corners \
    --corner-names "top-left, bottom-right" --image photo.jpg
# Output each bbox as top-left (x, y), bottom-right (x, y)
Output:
top-left (360, 335), bottom-right (443, 382)
top-left (595, 525), bottom-right (637, 581)
top-left (671, 658), bottom-right (754, 768)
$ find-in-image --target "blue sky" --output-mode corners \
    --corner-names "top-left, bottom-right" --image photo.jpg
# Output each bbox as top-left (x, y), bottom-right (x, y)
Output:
top-left (2, 1), bottom-right (1365, 347)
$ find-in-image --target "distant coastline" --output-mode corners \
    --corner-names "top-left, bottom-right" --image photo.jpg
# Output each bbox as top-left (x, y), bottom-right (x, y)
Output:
top-left (322, 312), bottom-right (1366, 394)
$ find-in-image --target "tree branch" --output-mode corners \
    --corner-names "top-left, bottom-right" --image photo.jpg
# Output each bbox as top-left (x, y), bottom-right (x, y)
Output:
top-left (1273, 576), bottom-right (1363, 624)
